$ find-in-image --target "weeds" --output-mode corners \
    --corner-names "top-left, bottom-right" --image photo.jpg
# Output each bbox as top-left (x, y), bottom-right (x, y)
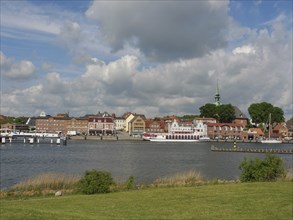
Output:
top-left (152, 170), bottom-right (204, 187)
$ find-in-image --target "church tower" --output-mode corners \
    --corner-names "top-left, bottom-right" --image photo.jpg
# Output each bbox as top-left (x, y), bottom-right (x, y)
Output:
top-left (214, 80), bottom-right (221, 106)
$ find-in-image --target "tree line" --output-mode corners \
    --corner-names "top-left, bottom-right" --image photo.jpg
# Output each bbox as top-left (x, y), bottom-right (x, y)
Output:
top-left (199, 102), bottom-right (285, 125)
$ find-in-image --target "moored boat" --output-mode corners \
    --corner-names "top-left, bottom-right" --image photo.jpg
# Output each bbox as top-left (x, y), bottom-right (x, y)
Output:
top-left (143, 132), bottom-right (202, 142)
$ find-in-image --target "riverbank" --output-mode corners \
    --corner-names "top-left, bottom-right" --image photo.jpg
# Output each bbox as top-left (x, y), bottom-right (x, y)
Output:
top-left (1, 182), bottom-right (292, 219)
top-left (69, 133), bottom-right (293, 143)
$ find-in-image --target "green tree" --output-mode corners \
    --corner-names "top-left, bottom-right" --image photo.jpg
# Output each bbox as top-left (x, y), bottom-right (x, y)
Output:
top-left (248, 102), bottom-right (284, 124)
top-left (199, 103), bottom-right (218, 119)
top-left (271, 107), bottom-right (285, 123)
top-left (199, 103), bottom-right (235, 123)
top-left (217, 104), bottom-right (236, 123)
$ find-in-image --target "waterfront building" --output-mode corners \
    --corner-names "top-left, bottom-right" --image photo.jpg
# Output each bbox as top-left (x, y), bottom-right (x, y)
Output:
top-left (123, 113), bottom-right (135, 132)
top-left (194, 117), bottom-right (216, 124)
top-left (205, 122), bottom-right (244, 140)
top-left (1, 123), bottom-right (29, 132)
top-left (272, 122), bottom-right (288, 138)
top-left (88, 112), bottom-right (114, 135)
top-left (67, 117), bottom-right (88, 135)
top-left (246, 128), bottom-right (264, 140)
top-left (128, 115), bottom-right (146, 136)
top-left (168, 119), bottom-right (194, 134)
top-left (114, 117), bottom-right (125, 131)
top-left (145, 119), bottom-right (166, 133)
top-left (35, 116), bottom-right (67, 133)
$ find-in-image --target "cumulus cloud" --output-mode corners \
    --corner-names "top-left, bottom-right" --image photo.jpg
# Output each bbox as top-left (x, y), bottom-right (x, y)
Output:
top-left (232, 45), bottom-right (256, 54)
top-left (0, 52), bottom-right (35, 80)
top-left (1, 8), bottom-right (292, 120)
top-left (86, 1), bottom-right (230, 62)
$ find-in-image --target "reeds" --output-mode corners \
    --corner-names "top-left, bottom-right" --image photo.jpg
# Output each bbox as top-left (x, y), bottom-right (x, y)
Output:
top-left (152, 170), bottom-right (204, 187)
top-left (11, 172), bottom-right (80, 192)
top-left (284, 170), bottom-right (293, 182)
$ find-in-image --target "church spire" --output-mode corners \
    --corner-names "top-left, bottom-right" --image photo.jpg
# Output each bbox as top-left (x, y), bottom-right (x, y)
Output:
top-left (214, 79), bottom-right (221, 106)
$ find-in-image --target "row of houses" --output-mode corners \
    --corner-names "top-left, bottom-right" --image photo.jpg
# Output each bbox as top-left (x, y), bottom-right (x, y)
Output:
top-left (1, 112), bottom-right (292, 140)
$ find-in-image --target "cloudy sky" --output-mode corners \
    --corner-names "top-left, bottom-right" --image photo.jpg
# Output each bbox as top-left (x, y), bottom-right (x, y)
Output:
top-left (1, 0), bottom-right (292, 119)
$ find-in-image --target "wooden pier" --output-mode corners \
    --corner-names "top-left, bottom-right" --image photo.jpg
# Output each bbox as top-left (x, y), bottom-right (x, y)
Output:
top-left (211, 146), bottom-right (293, 154)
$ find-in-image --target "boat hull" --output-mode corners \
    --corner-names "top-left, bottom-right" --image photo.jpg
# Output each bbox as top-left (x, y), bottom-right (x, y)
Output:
top-left (148, 139), bottom-right (199, 142)
top-left (261, 140), bottom-right (282, 144)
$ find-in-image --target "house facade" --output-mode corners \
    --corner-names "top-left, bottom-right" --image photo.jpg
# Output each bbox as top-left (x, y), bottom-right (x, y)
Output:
top-left (145, 119), bottom-right (166, 133)
top-left (114, 117), bottom-right (125, 131)
top-left (272, 123), bottom-right (288, 138)
top-left (1, 123), bottom-right (29, 132)
top-left (67, 117), bottom-right (88, 135)
top-left (128, 115), bottom-right (145, 135)
top-left (246, 128), bottom-right (264, 140)
top-left (35, 116), bottom-right (68, 133)
top-left (88, 113), bottom-right (114, 135)
top-left (206, 122), bottom-right (244, 140)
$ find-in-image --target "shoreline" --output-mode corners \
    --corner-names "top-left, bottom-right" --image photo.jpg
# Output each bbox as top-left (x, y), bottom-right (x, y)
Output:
top-left (69, 135), bottom-right (292, 144)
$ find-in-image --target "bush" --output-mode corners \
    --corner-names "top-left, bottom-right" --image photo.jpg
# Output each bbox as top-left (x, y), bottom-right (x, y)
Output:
top-left (239, 154), bottom-right (286, 182)
top-left (78, 170), bottom-right (115, 194)
top-left (126, 176), bottom-right (135, 190)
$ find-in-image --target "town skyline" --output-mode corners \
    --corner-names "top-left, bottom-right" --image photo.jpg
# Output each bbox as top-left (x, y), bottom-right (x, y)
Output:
top-left (1, 0), bottom-right (292, 120)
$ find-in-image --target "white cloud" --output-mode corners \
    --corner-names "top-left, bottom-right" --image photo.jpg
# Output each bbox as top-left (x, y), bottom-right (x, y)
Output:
top-left (0, 52), bottom-right (35, 80)
top-left (1, 3), bottom-right (292, 121)
top-left (232, 45), bottom-right (256, 55)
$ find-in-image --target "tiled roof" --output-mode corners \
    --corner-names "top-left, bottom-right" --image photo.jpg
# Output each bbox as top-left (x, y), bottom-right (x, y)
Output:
top-left (206, 122), bottom-right (242, 127)
top-left (233, 106), bottom-right (247, 118)
top-left (248, 128), bottom-right (264, 135)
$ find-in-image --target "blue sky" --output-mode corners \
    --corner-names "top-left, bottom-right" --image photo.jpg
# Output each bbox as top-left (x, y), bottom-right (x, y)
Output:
top-left (1, 0), bottom-right (292, 119)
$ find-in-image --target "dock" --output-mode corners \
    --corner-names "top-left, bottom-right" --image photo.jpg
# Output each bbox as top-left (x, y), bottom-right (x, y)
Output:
top-left (211, 146), bottom-right (293, 154)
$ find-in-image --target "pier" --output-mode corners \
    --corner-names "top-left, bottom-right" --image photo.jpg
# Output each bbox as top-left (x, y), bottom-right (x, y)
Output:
top-left (1, 136), bottom-right (67, 145)
top-left (211, 146), bottom-right (293, 154)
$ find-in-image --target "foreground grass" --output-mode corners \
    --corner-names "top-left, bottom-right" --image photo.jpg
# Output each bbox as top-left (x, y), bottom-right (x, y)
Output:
top-left (1, 182), bottom-right (292, 220)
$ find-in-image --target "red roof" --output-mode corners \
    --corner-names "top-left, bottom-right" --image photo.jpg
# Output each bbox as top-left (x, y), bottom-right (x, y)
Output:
top-left (88, 117), bottom-right (113, 123)
top-left (206, 122), bottom-right (242, 127)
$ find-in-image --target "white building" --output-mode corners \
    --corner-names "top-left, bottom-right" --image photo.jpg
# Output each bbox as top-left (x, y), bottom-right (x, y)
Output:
top-left (114, 117), bottom-right (125, 131)
top-left (167, 119), bottom-right (208, 137)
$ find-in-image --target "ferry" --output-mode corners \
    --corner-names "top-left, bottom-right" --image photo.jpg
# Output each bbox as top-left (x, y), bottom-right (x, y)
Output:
top-left (143, 132), bottom-right (209, 142)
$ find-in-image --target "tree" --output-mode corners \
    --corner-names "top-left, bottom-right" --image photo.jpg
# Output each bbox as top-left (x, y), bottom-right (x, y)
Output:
top-left (248, 102), bottom-right (284, 124)
top-left (271, 107), bottom-right (285, 123)
top-left (217, 104), bottom-right (236, 123)
top-left (199, 103), bottom-right (218, 119)
top-left (199, 103), bottom-right (235, 123)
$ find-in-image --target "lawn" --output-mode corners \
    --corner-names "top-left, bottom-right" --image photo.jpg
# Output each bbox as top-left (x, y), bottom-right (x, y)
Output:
top-left (1, 182), bottom-right (292, 219)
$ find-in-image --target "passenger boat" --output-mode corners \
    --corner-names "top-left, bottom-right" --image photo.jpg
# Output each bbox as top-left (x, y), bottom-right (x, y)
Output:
top-left (143, 132), bottom-right (203, 142)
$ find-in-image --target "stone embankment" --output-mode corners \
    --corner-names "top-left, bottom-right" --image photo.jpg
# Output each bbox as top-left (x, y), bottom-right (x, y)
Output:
top-left (70, 132), bottom-right (142, 141)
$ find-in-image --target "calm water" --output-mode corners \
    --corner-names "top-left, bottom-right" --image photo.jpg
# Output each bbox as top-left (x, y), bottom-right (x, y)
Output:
top-left (1, 140), bottom-right (292, 189)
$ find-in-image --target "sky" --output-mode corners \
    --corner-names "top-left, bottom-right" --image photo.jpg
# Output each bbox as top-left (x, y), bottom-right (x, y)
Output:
top-left (0, 0), bottom-right (292, 120)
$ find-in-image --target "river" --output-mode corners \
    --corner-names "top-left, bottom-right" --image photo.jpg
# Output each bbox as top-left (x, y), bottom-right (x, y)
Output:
top-left (0, 140), bottom-right (292, 189)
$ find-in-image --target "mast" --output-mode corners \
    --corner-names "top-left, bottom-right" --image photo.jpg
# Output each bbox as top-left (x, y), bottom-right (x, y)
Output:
top-left (268, 113), bottom-right (271, 140)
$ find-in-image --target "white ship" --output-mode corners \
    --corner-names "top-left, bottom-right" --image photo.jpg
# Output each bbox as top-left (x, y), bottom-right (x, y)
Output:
top-left (143, 119), bottom-right (209, 142)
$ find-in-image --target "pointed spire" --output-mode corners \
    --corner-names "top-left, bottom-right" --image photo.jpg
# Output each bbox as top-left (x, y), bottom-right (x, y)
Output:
top-left (214, 79), bottom-right (221, 106)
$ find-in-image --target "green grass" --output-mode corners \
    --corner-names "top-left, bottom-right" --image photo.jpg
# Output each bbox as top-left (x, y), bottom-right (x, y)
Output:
top-left (1, 182), bottom-right (292, 219)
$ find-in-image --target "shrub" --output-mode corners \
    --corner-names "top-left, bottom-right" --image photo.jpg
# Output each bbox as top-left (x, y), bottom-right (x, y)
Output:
top-left (126, 176), bottom-right (135, 190)
top-left (78, 170), bottom-right (115, 194)
top-left (239, 154), bottom-right (286, 182)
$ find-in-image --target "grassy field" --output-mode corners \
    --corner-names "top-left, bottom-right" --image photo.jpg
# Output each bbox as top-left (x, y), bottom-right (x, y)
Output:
top-left (1, 182), bottom-right (292, 220)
